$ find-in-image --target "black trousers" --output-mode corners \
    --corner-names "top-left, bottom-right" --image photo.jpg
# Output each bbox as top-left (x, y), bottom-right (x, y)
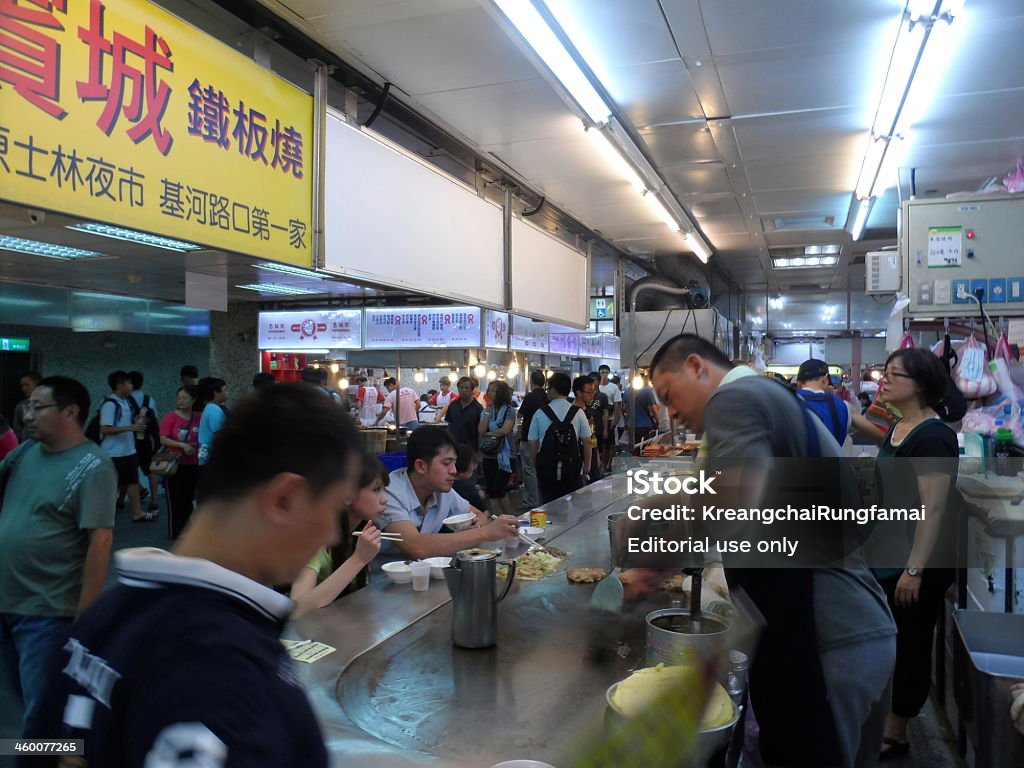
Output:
top-left (539, 473), bottom-right (582, 504)
top-left (879, 568), bottom-right (954, 717)
top-left (164, 464), bottom-right (199, 539)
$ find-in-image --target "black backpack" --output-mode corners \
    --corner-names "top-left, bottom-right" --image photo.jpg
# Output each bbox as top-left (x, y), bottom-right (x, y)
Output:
top-left (131, 394), bottom-right (160, 452)
top-left (536, 404), bottom-right (582, 482)
top-left (84, 397), bottom-right (122, 444)
top-left (935, 334), bottom-right (968, 423)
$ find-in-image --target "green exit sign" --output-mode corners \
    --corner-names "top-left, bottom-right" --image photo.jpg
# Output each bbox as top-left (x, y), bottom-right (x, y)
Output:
top-left (0, 338), bottom-right (30, 352)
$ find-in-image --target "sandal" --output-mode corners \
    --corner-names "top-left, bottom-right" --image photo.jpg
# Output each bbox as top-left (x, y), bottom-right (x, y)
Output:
top-left (132, 515), bottom-right (148, 523)
top-left (879, 737), bottom-right (909, 761)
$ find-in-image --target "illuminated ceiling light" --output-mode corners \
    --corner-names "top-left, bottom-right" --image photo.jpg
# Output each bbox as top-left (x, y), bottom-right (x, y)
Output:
top-left (0, 234), bottom-right (105, 261)
top-left (413, 368), bottom-right (426, 383)
top-left (506, 359), bottom-right (520, 379)
top-left (487, 366), bottom-right (498, 381)
top-left (66, 223), bottom-right (201, 252)
top-left (584, 124), bottom-right (647, 192)
top-left (643, 191), bottom-right (680, 231)
top-left (851, 198), bottom-right (874, 242)
top-left (685, 232), bottom-right (712, 263)
top-left (337, 377), bottom-right (349, 389)
top-left (768, 297), bottom-right (785, 310)
top-left (235, 283), bottom-right (319, 296)
top-left (252, 262), bottom-right (326, 280)
top-left (329, 362), bottom-right (340, 374)
top-left (474, 363), bottom-right (487, 378)
top-left (491, 0), bottom-right (610, 123)
top-left (631, 372), bottom-right (645, 389)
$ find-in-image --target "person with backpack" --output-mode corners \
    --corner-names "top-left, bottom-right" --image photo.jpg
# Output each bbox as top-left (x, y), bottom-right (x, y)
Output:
top-left (95, 370), bottom-right (148, 523)
top-left (128, 371), bottom-right (161, 517)
top-left (0, 376), bottom-right (116, 739)
top-left (527, 372), bottom-right (592, 504)
top-left (796, 359), bottom-right (880, 450)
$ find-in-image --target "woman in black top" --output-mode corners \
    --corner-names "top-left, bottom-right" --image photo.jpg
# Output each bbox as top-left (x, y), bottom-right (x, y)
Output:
top-left (873, 348), bottom-right (958, 760)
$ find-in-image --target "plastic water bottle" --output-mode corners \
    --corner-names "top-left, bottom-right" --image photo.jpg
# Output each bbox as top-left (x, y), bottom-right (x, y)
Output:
top-left (994, 426), bottom-right (1015, 477)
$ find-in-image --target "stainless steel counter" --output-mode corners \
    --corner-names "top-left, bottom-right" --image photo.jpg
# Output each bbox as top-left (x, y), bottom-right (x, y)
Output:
top-left (293, 474), bottom-right (693, 767)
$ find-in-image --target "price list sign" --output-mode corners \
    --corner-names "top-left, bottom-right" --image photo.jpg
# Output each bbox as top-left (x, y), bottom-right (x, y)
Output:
top-left (364, 306), bottom-right (480, 348)
top-left (548, 333), bottom-right (579, 356)
top-left (485, 310), bottom-right (509, 349)
top-left (510, 316), bottom-right (548, 353)
top-left (579, 334), bottom-right (604, 357)
top-left (927, 226), bottom-right (963, 267)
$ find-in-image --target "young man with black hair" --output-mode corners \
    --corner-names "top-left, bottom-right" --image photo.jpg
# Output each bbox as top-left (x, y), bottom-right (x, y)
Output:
top-left (441, 376), bottom-right (484, 450)
top-left (128, 370), bottom-right (160, 516)
top-left (640, 333), bottom-right (896, 768)
top-left (528, 372), bottom-right (592, 503)
top-left (11, 370), bottom-right (42, 441)
top-left (796, 358), bottom-right (880, 448)
top-left (100, 370), bottom-right (148, 522)
top-left (516, 370), bottom-right (548, 510)
top-left (597, 364), bottom-right (621, 472)
top-left (0, 376), bottom-right (116, 739)
top-left (179, 365), bottom-right (199, 388)
top-left (379, 426), bottom-right (518, 560)
top-left (574, 374), bottom-right (604, 483)
top-left (39, 385), bottom-right (364, 767)
top-left (376, 377), bottom-right (419, 430)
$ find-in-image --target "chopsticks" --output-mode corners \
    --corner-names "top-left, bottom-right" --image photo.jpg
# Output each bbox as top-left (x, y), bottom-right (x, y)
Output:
top-left (352, 531), bottom-right (403, 541)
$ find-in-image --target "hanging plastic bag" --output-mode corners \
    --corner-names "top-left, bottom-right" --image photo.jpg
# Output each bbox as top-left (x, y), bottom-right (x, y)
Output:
top-left (953, 335), bottom-right (998, 399)
top-left (988, 333), bottom-right (1024, 404)
top-left (1004, 158), bottom-right (1024, 194)
top-left (929, 335), bottom-right (968, 423)
top-left (863, 387), bottom-right (900, 434)
top-left (900, 331), bottom-right (915, 349)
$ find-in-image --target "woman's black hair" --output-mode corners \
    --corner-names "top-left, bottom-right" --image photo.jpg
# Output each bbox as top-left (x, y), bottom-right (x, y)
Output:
top-left (885, 348), bottom-right (949, 409)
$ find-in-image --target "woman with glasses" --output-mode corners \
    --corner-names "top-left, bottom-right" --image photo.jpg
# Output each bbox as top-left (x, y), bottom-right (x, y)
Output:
top-left (872, 348), bottom-right (958, 760)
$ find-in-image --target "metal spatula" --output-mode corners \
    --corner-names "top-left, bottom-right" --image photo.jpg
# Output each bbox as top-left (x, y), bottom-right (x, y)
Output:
top-left (590, 554), bottom-right (625, 614)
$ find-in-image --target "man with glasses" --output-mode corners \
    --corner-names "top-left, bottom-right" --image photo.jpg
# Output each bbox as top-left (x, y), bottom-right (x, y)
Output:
top-left (0, 376), bottom-right (116, 738)
top-left (573, 375), bottom-right (604, 483)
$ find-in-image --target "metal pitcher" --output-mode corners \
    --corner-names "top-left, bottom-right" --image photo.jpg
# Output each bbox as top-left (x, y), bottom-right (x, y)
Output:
top-left (443, 549), bottom-right (516, 648)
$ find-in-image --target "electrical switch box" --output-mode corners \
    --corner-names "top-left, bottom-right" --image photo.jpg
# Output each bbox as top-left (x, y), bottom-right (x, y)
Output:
top-left (903, 195), bottom-right (1024, 317)
top-left (866, 250), bottom-right (901, 294)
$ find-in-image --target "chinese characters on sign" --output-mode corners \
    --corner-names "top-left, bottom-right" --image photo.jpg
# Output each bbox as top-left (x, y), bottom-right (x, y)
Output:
top-left (927, 226), bottom-right (963, 268)
top-left (510, 316), bottom-right (548, 353)
top-left (258, 310), bottom-right (361, 349)
top-left (484, 309), bottom-right (509, 349)
top-left (0, 0), bottom-right (313, 265)
top-left (364, 307), bottom-right (481, 349)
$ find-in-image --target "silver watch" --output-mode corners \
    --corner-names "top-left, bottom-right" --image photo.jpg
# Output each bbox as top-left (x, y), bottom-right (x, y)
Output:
top-left (906, 566), bottom-right (921, 577)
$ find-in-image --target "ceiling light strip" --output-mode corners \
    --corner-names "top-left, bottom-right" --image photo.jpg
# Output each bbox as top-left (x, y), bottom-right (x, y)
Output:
top-left (66, 223), bottom-right (202, 252)
top-left (0, 235), bottom-right (105, 261)
top-left (235, 283), bottom-right (319, 296)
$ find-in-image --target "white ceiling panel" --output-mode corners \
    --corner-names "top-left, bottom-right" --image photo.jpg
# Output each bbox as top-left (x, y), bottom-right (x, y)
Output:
top-left (696, 0), bottom-right (896, 57)
top-left (700, 216), bottom-right (751, 237)
top-left (690, 197), bottom-right (743, 218)
top-left (753, 189), bottom-right (853, 217)
top-left (733, 109), bottom-right (865, 161)
top-left (640, 122), bottom-right (720, 165)
top-left (415, 79), bottom-right (581, 146)
top-left (662, 163), bottom-right (734, 195)
top-left (746, 154), bottom-right (860, 193)
top-left (914, 90), bottom-right (1024, 147)
top-left (606, 59), bottom-right (705, 128)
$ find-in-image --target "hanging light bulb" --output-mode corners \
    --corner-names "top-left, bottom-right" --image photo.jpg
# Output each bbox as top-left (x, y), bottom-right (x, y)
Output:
top-left (413, 368), bottom-right (425, 383)
top-left (329, 362), bottom-right (340, 374)
top-left (311, 362), bottom-right (320, 369)
top-left (506, 358), bottom-right (519, 379)
top-left (474, 362), bottom-right (486, 378)
top-left (337, 377), bottom-right (349, 390)
top-left (544, 369), bottom-right (553, 379)
top-left (487, 366), bottom-right (497, 381)
top-left (632, 371), bottom-right (645, 389)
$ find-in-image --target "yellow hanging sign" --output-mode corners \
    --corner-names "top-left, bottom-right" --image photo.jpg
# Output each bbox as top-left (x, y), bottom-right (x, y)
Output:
top-left (0, 0), bottom-right (313, 265)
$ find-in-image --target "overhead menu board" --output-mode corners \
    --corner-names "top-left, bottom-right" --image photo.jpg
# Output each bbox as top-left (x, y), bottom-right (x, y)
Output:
top-left (602, 335), bottom-right (621, 361)
top-left (511, 218), bottom-right (588, 328)
top-left (324, 114), bottom-right (504, 307)
top-left (511, 316), bottom-right (548, 353)
top-left (548, 333), bottom-right (580, 356)
top-left (485, 310), bottom-right (509, 349)
top-left (259, 310), bottom-right (361, 349)
top-left (580, 334), bottom-right (604, 357)
top-left (364, 306), bottom-right (480, 349)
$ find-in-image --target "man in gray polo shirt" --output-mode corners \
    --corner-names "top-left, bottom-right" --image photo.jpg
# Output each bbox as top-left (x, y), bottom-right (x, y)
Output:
top-left (380, 427), bottom-right (519, 560)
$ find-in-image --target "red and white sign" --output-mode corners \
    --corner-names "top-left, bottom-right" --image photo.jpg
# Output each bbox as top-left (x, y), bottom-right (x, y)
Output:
top-left (364, 306), bottom-right (480, 348)
top-left (259, 310), bottom-right (361, 349)
top-left (485, 310), bottom-right (509, 349)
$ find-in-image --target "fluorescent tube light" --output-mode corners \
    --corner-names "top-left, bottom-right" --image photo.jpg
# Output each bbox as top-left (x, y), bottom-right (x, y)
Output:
top-left (252, 262), bottom-right (325, 280)
top-left (584, 125), bottom-right (647, 192)
top-left (685, 232), bottom-right (712, 264)
top-left (854, 133), bottom-right (888, 200)
top-left (0, 235), bottom-right (105, 261)
top-left (66, 223), bottom-right (201, 252)
top-left (643, 191), bottom-right (680, 231)
top-left (851, 198), bottom-right (873, 241)
top-left (492, 0), bottom-right (609, 123)
top-left (235, 283), bottom-right (319, 296)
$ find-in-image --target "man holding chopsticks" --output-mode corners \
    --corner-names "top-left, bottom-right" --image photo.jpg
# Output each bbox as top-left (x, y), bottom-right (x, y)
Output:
top-left (380, 427), bottom-right (519, 560)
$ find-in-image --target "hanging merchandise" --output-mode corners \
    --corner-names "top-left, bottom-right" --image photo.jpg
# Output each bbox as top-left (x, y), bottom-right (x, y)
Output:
top-left (885, 296), bottom-right (911, 352)
top-left (900, 330), bottom-right (915, 349)
top-left (864, 388), bottom-right (901, 434)
top-left (750, 334), bottom-right (767, 373)
top-left (953, 335), bottom-right (998, 399)
top-left (988, 333), bottom-right (1024, 405)
top-left (930, 334), bottom-right (967, 423)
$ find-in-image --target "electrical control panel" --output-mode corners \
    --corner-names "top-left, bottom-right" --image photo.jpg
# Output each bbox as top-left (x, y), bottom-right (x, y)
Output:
top-left (866, 250), bottom-right (901, 294)
top-left (903, 194), bottom-right (1024, 317)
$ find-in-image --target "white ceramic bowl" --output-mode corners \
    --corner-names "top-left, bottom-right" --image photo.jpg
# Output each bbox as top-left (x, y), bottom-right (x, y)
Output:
top-left (381, 561), bottom-right (412, 584)
top-left (422, 556), bottom-right (452, 580)
top-left (520, 526), bottom-right (545, 540)
top-left (443, 512), bottom-right (476, 531)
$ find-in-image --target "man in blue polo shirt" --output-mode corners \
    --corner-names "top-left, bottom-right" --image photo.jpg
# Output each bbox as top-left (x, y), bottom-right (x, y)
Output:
top-left (380, 427), bottom-right (518, 560)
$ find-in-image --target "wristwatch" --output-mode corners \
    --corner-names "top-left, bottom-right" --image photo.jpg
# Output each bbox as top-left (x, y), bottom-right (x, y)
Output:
top-left (905, 566), bottom-right (921, 577)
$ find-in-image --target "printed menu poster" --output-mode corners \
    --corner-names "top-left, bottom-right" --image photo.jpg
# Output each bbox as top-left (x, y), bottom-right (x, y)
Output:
top-left (485, 310), bottom-right (509, 349)
top-left (510, 316), bottom-right (548, 352)
top-left (580, 334), bottom-right (604, 357)
top-left (548, 333), bottom-right (579, 356)
top-left (364, 306), bottom-right (480, 348)
top-left (259, 310), bottom-right (361, 349)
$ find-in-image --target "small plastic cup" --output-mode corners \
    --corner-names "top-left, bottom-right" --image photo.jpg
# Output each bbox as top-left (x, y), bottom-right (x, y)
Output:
top-left (410, 561), bottom-right (431, 591)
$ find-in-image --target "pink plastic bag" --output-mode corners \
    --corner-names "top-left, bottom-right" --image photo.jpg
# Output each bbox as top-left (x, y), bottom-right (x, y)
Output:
top-left (954, 336), bottom-right (998, 399)
top-left (989, 334), bottom-right (1024, 404)
top-left (1005, 158), bottom-right (1024, 194)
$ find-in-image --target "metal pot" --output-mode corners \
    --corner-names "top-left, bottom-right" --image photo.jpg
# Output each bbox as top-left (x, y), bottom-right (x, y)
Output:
top-left (645, 608), bottom-right (730, 668)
